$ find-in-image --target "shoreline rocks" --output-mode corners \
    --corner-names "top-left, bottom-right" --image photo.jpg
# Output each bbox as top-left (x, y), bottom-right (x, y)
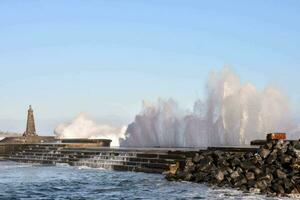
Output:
top-left (165, 140), bottom-right (300, 197)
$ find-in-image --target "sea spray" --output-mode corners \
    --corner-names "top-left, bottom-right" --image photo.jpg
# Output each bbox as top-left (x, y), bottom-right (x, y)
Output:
top-left (120, 68), bottom-right (298, 147)
top-left (55, 67), bottom-right (300, 147)
top-left (54, 113), bottom-right (126, 146)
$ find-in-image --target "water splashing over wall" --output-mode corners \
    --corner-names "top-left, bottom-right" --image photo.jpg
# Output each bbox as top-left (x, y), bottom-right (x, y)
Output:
top-left (120, 68), bottom-right (299, 147)
top-left (54, 113), bottom-right (126, 146)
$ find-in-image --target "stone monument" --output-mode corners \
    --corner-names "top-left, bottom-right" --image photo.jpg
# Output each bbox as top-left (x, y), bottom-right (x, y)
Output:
top-left (23, 105), bottom-right (37, 137)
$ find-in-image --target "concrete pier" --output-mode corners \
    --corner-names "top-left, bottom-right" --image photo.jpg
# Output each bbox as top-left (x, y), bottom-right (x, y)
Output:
top-left (1, 142), bottom-right (259, 174)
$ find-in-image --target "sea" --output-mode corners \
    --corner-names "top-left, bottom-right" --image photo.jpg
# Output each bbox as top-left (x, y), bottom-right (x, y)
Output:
top-left (0, 161), bottom-right (289, 200)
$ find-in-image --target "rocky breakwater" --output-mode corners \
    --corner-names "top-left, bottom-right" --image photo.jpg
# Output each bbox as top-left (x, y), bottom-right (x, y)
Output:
top-left (165, 140), bottom-right (300, 197)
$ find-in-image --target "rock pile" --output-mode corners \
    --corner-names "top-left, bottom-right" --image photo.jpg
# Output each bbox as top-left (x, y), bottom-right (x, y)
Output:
top-left (165, 140), bottom-right (300, 197)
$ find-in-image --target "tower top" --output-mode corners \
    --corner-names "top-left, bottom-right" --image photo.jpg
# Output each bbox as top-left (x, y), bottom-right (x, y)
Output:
top-left (23, 105), bottom-right (37, 137)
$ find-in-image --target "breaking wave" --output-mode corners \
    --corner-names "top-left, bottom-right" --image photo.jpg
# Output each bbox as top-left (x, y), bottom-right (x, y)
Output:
top-left (120, 67), bottom-right (300, 147)
top-left (54, 113), bottom-right (126, 146)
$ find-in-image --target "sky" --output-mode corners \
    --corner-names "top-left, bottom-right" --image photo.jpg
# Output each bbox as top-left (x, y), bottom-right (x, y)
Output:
top-left (0, 0), bottom-right (300, 134)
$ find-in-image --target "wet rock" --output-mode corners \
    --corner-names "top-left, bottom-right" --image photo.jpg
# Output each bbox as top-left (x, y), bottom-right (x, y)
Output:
top-left (291, 188), bottom-right (300, 195)
top-left (272, 183), bottom-right (285, 195)
top-left (249, 188), bottom-right (261, 194)
top-left (247, 180), bottom-right (256, 188)
top-left (183, 173), bottom-right (193, 181)
top-left (165, 173), bottom-right (177, 181)
top-left (195, 172), bottom-right (206, 183)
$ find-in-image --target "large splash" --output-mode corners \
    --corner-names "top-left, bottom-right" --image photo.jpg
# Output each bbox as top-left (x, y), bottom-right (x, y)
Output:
top-left (54, 113), bottom-right (126, 146)
top-left (120, 68), bottom-right (300, 147)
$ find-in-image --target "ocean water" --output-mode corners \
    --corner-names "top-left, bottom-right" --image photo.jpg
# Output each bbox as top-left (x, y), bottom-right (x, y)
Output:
top-left (0, 161), bottom-right (286, 200)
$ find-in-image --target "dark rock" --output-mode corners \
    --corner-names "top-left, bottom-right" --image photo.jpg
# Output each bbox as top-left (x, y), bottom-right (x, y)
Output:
top-left (192, 153), bottom-right (202, 163)
top-left (258, 173), bottom-right (273, 185)
top-left (234, 177), bottom-right (247, 187)
top-left (245, 172), bottom-right (255, 181)
top-left (266, 150), bottom-right (277, 164)
top-left (214, 170), bottom-right (224, 182)
top-left (184, 158), bottom-right (195, 173)
top-left (218, 158), bottom-right (230, 167)
top-left (165, 140), bottom-right (300, 197)
top-left (231, 157), bottom-right (241, 167)
top-left (244, 152), bottom-right (254, 159)
top-left (212, 151), bottom-right (224, 161)
top-left (276, 169), bottom-right (287, 179)
top-left (239, 185), bottom-right (248, 192)
top-left (226, 167), bottom-right (233, 174)
top-left (294, 143), bottom-right (300, 150)
top-left (283, 178), bottom-right (294, 193)
top-left (290, 188), bottom-right (300, 195)
top-left (240, 161), bottom-right (253, 171)
top-left (165, 173), bottom-right (177, 181)
top-left (265, 142), bottom-right (273, 149)
top-left (183, 173), bottom-right (193, 181)
top-left (247, 180), bottom-right (256, 188)
top-left (281, 154), bottom-right (292, 164)
top-left (195, 172), bottom-right (206, 183)
top-left (197, 157), bottom-right (213, 171)
top-left (272, 183), bottom-right (285, 195)
top-left (251, 154), bottom-right (263, 165)
top-left (252, 167), bottom-right (263, 176)
top-left (255, 180), bottom-right (268, 191)
top-left (230, 171), bottom-right (240, 180)
top-left (259, 148), bottom-right (270, 159)
top-left (249, 188), bottom-right (261, 194)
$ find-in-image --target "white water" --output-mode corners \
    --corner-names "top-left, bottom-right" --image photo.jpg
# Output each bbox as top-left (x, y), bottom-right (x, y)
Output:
top-left (55, 67), bottom-right (300, 148)
top-left (120, 68), bottom-right (300, 147)
top-left (54, 113), bottom-right (126, 146)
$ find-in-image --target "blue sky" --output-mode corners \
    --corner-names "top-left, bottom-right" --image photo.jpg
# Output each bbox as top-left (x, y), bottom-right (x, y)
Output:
top-left (0, 1), bottom-right (300, 134)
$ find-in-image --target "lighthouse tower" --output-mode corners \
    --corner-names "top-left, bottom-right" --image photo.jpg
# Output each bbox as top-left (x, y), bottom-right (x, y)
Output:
top-left (23, 105), bottom-right (37, 137)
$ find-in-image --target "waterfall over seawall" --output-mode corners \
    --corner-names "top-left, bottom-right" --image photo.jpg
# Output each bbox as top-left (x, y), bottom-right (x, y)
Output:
top-left (120, 68), bottom-right (300, 147)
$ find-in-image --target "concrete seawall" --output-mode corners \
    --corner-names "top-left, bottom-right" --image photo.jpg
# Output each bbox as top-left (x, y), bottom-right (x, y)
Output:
top-left (0, 143), bottom-right (258, 174)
